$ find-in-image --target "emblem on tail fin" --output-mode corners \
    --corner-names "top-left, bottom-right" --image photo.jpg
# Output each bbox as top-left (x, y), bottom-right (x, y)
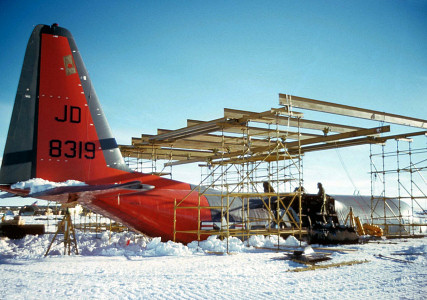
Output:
top-left (63, 55), bottom-right (76, 76)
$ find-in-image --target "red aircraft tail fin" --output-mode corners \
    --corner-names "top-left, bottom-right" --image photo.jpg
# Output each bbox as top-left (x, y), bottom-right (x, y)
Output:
top-left (0, 24), bottom-right (132, 185)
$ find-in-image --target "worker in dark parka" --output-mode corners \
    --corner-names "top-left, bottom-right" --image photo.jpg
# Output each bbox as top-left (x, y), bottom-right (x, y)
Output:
top-left (317, 182), bottom-right (327, 216)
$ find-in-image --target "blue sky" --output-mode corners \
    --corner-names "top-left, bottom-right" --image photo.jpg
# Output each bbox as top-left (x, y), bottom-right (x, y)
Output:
top-left (0, 0), bottom-right (426, 196)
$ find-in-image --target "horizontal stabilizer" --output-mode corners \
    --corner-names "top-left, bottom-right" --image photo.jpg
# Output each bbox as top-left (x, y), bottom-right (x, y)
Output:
top-left (0, 181), bottom-right (154, 203)
top-left (30, 180), bottom-right (154, 197)
top-left (0, 185), bottom-right (30, 197)
top-left (0, 192), bottom-right (24, 199)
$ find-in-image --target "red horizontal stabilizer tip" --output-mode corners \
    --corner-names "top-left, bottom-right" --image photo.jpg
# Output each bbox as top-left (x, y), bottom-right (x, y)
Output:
top-left (0, 185), bottom-right (30, 197)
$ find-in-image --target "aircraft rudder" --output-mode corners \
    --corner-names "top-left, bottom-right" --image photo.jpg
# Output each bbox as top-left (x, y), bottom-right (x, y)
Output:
top-left (0, 25), bottom-right (49, 184)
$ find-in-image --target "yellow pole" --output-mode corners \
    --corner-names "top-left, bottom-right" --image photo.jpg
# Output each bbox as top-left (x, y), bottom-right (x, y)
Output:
top-left (197, 194), bottom-right (201, 241)
top-left (173, 198), bottom-right (177, 242)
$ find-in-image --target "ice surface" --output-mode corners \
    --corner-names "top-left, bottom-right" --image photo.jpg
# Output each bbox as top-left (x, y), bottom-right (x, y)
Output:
top-left (0, 230), bottom-right (426, 299)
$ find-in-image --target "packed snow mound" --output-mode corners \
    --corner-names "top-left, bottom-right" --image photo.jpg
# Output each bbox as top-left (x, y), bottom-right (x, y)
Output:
top-left (78, 231), bottom-right (150, 257)
top-left (246, 234), bottom-right (303, 248)
top-left (11, 178), bottom-right (87, 194)
top-left (0, 234), bottom-right (51, 259)
top-left (303, 245), bottom-right (315, 254)
top-left (145, 237), bottom-right (193, 256)
top-left (0, 231), bottom-right (150, 259)
top-left (188, 235), bottom-right (246, 253)
top-left (0, 231), bottom-right (307, 259)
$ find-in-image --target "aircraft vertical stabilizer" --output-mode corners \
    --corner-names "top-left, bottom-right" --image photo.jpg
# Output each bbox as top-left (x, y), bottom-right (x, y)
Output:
top-left (0, 24), bottom-right (131, 184)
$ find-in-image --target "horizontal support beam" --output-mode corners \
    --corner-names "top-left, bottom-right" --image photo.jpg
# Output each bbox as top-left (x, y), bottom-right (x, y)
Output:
top-left (291, 130), bottom-right (427, 154)
top-left (374, 130), bottom-right (427, 143)
top-left (136, 138), bottom-right (249, 152)
top-left (209, 154), bottom-right (297, 165)
top-left (148, 118), bottom-right (245, 142)
top-left (293, 137), bottom-right (378, 153)
top-left (122, 152), bottom-right (192, 161)
top-left (224, 107), bottom-right (303, 120)
top-left (187, 120), bottom-right (323, 140)
top-left (155, 130), bottom-right (272, 147)
top-left (164, 126), bottom-right (390, 166)
top-left (224, 108), bottom-right (363, 133)
top-left (120, 145), bottom-right (220, 160)
top-left (133, 132), bottom-right (280, 151)
top-left (286, 126), bottom-right (390, 149)
top-left (279, 94), bottom-right (427, 129)
top-left (164, 157), bottom-right (206, 167)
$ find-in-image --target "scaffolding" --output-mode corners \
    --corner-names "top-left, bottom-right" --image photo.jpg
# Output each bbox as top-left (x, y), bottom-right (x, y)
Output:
top-left (119, 93), bottom-right (427, 242)
top-left (168, 105), bottom-right (307, 243)
top-left (370, 135), bottom-right (427, 236)
top-left (192, 119), bottom-right (306, 242)
top-left (122, 145), bottom-right (173, 178)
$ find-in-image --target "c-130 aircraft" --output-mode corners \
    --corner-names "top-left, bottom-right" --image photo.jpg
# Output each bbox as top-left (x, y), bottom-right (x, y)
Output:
top-left (3, 24), bottom-right (395, 244)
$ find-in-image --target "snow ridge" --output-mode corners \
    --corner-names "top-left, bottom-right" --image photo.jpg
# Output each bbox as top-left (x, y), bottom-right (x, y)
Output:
top-left (0, 232), bottom-right (303, 259)
top-left (11, 178), bottom-right (87, 194)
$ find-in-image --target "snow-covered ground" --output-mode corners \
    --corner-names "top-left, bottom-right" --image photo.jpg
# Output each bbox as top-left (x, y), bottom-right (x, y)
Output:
top-left (0, 230), bottom-right (425, 299)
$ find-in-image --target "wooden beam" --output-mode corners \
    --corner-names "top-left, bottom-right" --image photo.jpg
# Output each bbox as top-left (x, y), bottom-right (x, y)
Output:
top-left (286, 126), bottom-right (390, 149)
top-left (292, 130), bottom-right (427, 154)
top-left (224, 108), bottom-right (363, 133)
top-left (222, 126), bottom-right (391, 160)
top-left (375, 130), bottom-right (427, 142)
top-left (187, 120), bottom-right (323, 140)
top-left (164, 126), bottom-right (390, 166)
top-left (279, 94), bottom-right (427, 129)
top-left (223, 107), bottom-right (303, 121)
top-left (147, 118), bottom-right (245, 142)
top-left (288, 260), bottom-right (369, 272)
top-left (209, 153), bottom-right (297, 165)
top-left (134, 135), bottom-right (229, 149)
top-left (133, 132), bottom-right (276, 151)
top-left (292, 137), bottom-right (378, 154)
top-left (156, 130), bottom-right (270, 147)
top-left (120, 145), bottom-right (221, 160)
